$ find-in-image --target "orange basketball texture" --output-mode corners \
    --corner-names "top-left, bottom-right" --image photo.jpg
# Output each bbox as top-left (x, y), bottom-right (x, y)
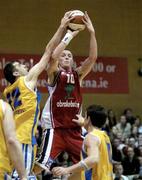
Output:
top-left (68, 10), bottom-right (85, 31)
top-left (70, 15), bottom-right (84, 24)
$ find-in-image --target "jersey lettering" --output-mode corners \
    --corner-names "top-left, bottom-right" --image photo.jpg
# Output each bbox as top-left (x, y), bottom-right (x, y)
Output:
top-left (66, 74), bottom-right (75, 84)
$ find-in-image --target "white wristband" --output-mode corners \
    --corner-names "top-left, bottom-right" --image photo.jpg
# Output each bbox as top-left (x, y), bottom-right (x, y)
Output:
top-left (80, 160), bottom-right (89, 170)
top-left (61, 32), bottom-right (73, 46)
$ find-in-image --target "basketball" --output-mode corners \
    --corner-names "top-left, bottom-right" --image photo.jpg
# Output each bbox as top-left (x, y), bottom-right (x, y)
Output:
top-left (68, 10), bottom-right (85, 31)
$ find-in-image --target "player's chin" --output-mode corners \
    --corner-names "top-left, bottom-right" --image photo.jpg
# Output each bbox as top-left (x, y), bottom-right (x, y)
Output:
top-left (63, 63), bottom-right (70, 68)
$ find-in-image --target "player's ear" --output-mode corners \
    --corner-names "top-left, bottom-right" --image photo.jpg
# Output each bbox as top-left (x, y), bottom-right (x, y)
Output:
top-left (13, 71), bottom-right (20, 77)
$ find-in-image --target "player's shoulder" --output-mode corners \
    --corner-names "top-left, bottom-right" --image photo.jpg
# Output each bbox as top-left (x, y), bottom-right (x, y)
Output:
top-left (0, 99), bottom-right (5, 107)
top-left (2, 100), bottom-right (11, 109)
top-left (85, 132), bottom-right (101, 146)
top-left (0, 99), bottom-right (8, 114)
top-left (18, 76), bottom-right (25, 82)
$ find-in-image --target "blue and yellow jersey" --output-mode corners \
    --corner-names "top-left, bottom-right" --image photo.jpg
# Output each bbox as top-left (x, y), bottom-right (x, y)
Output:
top-left (3, 76), bottom-right (40, 145)
top-left (0, 100), bottom-right (12, 179)
top-left (81, 129), bottom-right (113, 180)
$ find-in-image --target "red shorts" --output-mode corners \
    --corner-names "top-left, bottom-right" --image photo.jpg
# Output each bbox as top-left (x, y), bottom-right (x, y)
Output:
top-left (36, 128), bottom-right (83, 169)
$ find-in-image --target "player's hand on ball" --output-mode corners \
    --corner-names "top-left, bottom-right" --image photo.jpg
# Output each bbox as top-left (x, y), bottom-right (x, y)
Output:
top-left (68, 10), bottom-right (85, 31)
top-left (60, 11), bottom-right (75, 29)
top-left (83, 11), bottom-right (95, 34)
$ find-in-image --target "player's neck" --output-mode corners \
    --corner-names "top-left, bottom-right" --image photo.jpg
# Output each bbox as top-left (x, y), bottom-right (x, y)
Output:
top-left (88, 125), bottom-right (100, 132)
top-left (87, 125), bottom-right (94, 132)
top-left (10, 76), bottom-right (20, 85)
top-left (60, 66), bottom-right (72, 72)
top-left (15, 76), bottom-right (20, 82)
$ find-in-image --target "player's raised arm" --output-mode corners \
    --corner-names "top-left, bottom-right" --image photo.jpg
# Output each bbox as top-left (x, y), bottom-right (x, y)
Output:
top-left (76, 11), bottom-right (98, 82)
top-left (47, 14), bottom-right (80, 76)
top-left (51, 29), bottom-right (79, 61)
top-left (2, 102), bottom-right (27, 180)
top-left (25, 11), bottom-right (73, 86)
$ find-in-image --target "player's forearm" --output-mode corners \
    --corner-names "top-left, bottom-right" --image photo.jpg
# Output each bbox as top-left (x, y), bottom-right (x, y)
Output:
top-left (88, 32), bottom-right (98, 62)
top-left (29, 25), bottom-right (65, 78)
top-left (52, 30), bottom-right (74, 60)
top-left (52, 42), bottom-right (66, 60)
top-left (67, 155), bottom-right (99, 174)
top-left (82, 155), bottom-right (99, 168)
top-left (45, 25), bottom-right (66, 52)
top-left (7, 139), bottom-right (27, 179)
top-left (25, 51), bottom-right (51, 83)
top-left (66, 161), bottom-right (85, 174)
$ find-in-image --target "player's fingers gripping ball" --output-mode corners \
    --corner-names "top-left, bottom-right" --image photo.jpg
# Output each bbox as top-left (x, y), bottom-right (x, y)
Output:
top-left (68, 10), bottom-right (85, 31)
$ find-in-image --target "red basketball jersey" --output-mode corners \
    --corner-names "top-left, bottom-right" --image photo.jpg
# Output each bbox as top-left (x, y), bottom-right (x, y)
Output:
top-left (42, 69), bottom-right (82, 129)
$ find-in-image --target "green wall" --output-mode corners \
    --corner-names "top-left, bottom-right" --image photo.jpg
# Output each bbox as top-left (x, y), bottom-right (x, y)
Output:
top-left (0, 0), bottom-right (142, 116)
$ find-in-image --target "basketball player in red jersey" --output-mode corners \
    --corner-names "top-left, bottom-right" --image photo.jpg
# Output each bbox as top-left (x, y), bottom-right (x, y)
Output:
top-left (36, 11), bottom-right (97, 177)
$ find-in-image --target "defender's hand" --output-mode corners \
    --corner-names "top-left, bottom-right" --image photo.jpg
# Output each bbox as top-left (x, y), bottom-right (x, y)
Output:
top-left (72, 114), bottom-right (85, 126)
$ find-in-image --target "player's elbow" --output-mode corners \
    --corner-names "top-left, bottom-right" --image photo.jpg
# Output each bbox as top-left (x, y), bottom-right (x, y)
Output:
top-left (38, 52), bottom-right (51, 69)
top-left (89, 56), bottom-right (97, 63)
top-left (94, 54), bottom-right (97, 61)
top-left (52, 51), bottom-right (58, 60)
top-left (45, 43), bottom-right (53, 53)
top-left (7, 136), bottom-right (17, 146)
top-left (90, 155), bottom-right (99, 164)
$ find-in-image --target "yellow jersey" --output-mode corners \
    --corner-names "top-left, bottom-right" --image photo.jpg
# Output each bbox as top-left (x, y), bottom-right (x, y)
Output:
top-left (3, 76), bottom-right (40, 145)
top-left (0, 100), bottom-right (12, 179)
top-left (81, 129), bottom-right (113, 180)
